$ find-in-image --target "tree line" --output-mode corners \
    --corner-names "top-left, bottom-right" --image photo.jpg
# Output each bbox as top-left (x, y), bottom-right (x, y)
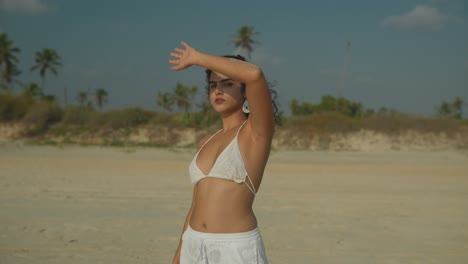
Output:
top-left (289, 95), bottom-right (465, 119)
top-left (1, 24), bottom-right (261, 112)
top-left (0, 32), bottom-right (109, 110)
top-left (1, 26), bottom-right (465, 122)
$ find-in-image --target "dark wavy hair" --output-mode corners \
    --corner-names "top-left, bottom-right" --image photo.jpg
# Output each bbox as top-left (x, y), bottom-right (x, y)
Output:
top-left (205, 55), bottom-right (280, 125)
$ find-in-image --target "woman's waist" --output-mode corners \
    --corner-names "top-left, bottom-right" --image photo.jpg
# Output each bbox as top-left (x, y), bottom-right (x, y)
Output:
top-left (185, 224), bottom-right (260, 240)
top-left (190, 206), bottom-right (257, 233)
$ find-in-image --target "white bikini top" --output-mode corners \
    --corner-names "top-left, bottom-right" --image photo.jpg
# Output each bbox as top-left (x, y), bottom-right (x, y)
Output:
top-left (188, 120), bottom-right (256, 195)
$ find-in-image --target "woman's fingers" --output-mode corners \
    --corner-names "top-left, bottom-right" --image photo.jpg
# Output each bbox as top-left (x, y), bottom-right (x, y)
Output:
top-left (169, 58), bottom-right (183, 70)
top-left (180, 41), bottom-right (189, 49)
top-left (169, 41), bottom-right (192, 71)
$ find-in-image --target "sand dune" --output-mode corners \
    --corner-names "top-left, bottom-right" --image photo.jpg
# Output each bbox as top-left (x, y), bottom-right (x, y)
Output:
top-left (1, 143), bottom-right (467, 263)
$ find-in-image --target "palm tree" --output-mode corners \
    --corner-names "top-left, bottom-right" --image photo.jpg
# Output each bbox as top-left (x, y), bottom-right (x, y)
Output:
top-left (231, 25), bottom-right (260, 59)
top-left (289, 98), bottom-right (299, 116)
top-left (452, 97), bottom-right (464, 119)
top-left (0, 33), bottom-right (21, 90)
top-left (4, 65), bottom-right (21, 88)
top-left (77, 91), bottom-right (89, 106)
top-left (187, 85), bottom-right (198, 112)
top-left (94, 88), bottom-right (108, 111)
top-left (173, 83), bottom-right (191, 113)
top-left (30, 48), bottom-right (62, 94)
top-left (22, 83), bottom-right (43, 99)
top-left (437, 97), bottom-right (465, 119)
top-left (156, 92), bottom-right (174, 112)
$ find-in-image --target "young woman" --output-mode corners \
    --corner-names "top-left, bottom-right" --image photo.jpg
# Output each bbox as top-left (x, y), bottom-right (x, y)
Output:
top-left (170, 41), bottom-right (277, 264)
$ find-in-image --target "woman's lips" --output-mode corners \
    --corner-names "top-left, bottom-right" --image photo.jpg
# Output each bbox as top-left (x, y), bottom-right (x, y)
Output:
top-left (215, 98), bottom-right (225, 104)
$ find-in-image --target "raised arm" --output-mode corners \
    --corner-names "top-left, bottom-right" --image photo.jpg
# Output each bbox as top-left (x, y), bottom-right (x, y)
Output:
top-left (169, 41), bottom-right (275, 139)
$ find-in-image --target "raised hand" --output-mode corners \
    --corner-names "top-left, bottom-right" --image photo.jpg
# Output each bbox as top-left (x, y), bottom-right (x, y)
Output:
top-left (169, 41), bottom-right (198, 71)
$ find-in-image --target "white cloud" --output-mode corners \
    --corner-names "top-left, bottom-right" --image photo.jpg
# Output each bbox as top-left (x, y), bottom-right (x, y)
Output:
top-left (383, 5), bottom-right (449, 30)
top-left (0, 0), bottom-right (48, 14)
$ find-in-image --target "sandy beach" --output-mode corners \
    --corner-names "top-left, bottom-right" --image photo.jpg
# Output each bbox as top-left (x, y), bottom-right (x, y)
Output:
top-left (1, 143), bottom-right (467, 263)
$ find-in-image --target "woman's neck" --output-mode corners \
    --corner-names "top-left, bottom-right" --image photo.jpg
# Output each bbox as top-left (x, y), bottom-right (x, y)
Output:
top-left (220, 112), bottom-right (247, 131)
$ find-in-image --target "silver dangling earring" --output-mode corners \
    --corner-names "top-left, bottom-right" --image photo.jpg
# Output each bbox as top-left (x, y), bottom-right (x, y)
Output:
top-left (242, 100), bottom-right (250, 113)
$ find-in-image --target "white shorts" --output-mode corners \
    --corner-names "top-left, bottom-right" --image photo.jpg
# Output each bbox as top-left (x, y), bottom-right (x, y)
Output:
top-left (180, 225), bottom-right (268, 264)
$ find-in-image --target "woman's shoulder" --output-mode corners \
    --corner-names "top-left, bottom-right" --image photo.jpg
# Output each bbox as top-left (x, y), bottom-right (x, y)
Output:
top-left (197, 135), bottom-right (210, 150)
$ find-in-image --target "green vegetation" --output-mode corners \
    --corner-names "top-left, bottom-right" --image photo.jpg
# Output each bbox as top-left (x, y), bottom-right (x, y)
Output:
top-left (76, 88), bottom-right (109, 109)
top-left (0, 30), bottom-right (467, 149)
top-left (289, 95), bottom-right (365, 118)
top-left (30, 48), bottom-right (62, 94)
top-left (94, 88), bottom-right (108, 111)
top-left (231, 25), bottom-right (260, 59)
top-left (157, 82), bottom-right (198, 113)
top-left (0, 33), bottom-right (21, 90)
top-left (436, 97), bottom-right (464, 119)
top-left (1, 90), bottom-right (466, 147)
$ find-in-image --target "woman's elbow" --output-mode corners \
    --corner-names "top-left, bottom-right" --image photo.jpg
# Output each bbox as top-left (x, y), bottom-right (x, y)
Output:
top-left (247, 66), bottom-right (264, 83)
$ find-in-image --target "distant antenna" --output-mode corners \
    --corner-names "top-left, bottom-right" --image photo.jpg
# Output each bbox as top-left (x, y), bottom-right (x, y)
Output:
top-left (339, 40), bottom-right (351, 99)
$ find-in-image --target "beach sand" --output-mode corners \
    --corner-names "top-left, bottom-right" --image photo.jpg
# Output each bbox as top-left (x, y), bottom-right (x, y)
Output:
top-left (1, 143), bottom-right (467, 263)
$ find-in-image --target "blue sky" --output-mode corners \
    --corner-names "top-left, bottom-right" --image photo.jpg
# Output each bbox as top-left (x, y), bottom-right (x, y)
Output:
top-left (1, 0), bottom-right (467, 116)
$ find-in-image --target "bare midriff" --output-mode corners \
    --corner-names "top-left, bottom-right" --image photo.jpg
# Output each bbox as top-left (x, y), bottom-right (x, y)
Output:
top-left (189, 178), bottom-right (258, 233)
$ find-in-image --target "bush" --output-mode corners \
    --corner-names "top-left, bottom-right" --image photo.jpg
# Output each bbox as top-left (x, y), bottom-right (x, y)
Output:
top-left (22, 101), bottom-right (63, 135)
top-left (92, 107), bottom-right (155, 129)
top-left (285, 112), bottom-right (358, 134)
top-left (61, 105), bottom-right (97, 126)
top-left (148, 112), bottom-right (178, 126)
top-left (363, 112), bottom-right (462, 135)
top-left (0, 93), bottom-right (36, 121)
